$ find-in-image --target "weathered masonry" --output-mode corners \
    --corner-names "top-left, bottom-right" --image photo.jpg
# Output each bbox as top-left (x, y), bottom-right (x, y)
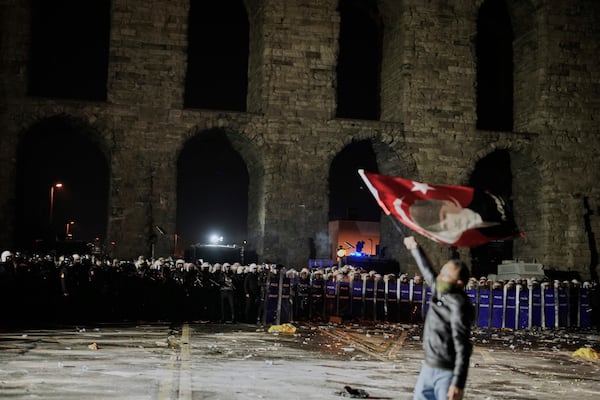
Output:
top-left (1, 1), bottom-right (599, 278)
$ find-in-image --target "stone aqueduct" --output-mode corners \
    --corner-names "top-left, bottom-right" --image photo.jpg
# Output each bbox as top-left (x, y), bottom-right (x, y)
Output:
top-left (1, 0), bottom-right (599, 278)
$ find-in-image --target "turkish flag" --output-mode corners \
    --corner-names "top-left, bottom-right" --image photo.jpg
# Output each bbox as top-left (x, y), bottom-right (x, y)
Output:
top-left (358, 170), bottom-right (520, 247)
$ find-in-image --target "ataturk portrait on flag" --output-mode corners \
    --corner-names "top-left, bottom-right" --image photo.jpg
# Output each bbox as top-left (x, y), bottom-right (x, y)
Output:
top-left (358, 170), bottom-right (520, 247)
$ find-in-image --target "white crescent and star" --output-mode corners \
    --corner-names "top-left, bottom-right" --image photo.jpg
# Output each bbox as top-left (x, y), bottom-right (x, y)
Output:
top-left (411, 181), bottom-right (435, 194)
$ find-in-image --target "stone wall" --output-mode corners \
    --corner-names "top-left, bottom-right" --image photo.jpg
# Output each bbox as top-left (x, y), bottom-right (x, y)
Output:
top-left (1, 0), bottom-right (599, 279)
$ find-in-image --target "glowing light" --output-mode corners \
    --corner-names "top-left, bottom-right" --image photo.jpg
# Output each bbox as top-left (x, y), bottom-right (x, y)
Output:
top-left (209, 234), bottom-right (224, 244)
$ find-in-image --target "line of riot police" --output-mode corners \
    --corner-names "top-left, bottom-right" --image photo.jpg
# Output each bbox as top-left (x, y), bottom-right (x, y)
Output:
top-left (0, 250), bottom-right (278, 325)
top-left (0, 250), bottom-right (399, 326)
top-left (1, 250), bottom-right (597, 328)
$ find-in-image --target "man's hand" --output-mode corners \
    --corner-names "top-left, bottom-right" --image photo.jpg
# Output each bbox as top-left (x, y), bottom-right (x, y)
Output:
top-left (403, 236), bottom-right (418, 250)
top-left (447, 385), bottom-right (463, 400)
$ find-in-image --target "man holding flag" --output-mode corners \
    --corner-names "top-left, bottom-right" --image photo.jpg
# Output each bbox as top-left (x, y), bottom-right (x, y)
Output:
top-left (358, 170), bottom-right (520, 399)
top-left (404, 235), bottom-right (472, 400)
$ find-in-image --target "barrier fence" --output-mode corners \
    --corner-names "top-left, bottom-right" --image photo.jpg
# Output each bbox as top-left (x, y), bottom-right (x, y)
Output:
top-left (263, 272), bottom-right (595, 329)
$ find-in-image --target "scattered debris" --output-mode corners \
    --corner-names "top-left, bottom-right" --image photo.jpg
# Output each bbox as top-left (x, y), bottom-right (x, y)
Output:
top-left (267, 323), bottom-right (297, 334)
top-left (471, 327), bottom-right (600, 353)
top-left (572, 347), bottom-right (599, 359)
top-left (335, 385), bottom-right (369, 398)
top-left (167, 335), bottom-right (179, 349)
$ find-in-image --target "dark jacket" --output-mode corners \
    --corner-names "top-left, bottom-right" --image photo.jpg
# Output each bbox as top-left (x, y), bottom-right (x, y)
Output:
top-left (410, 247), bottom-right (473, 389)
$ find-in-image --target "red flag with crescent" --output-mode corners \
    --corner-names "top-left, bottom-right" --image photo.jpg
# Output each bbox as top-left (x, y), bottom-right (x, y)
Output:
top-left (358, 170), bottom-right (520, 247)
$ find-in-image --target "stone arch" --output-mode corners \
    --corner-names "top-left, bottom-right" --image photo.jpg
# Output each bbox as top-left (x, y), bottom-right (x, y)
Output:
top-left (464, 138), bottom-right (542, 275)
top-left (175, 126), bottom-right (264, 260)
top-left (329, 139), bottom-right (379, 222)
top-left (17, 113), bottom-right (113, 161)
top-left (15, 114), bottom-right (111, 251)
top-left (327, 134), bottom-right (418, 271)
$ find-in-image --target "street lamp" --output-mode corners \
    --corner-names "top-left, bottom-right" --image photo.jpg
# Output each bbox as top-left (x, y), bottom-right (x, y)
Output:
top-left (66, 221), bottom-right (75, 239)
top-left (49, 183), bottom-right (63, 225)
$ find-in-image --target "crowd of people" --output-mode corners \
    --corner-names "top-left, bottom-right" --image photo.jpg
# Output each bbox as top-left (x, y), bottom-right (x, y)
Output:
top-left (0, 249), bottom-right (597, 327)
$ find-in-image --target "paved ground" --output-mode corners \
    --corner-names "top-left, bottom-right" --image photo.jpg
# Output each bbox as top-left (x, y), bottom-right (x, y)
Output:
top-left (0, 322), bottom-right (599, 399)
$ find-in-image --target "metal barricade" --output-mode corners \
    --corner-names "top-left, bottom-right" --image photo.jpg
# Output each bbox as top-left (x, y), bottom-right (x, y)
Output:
top-left (264, 272), bottom-right (597, 329)
top-left (542, 287), bottom-right (556, 328)
top-left (557, 286), bottom-right (569, 327)
top-left (569, 286), bottom-right (579, 327)
top-left (351, 279), bottom-right (364, 319)
top-left (531, 288), bottom-right (542, 327)
top-left (364, 279), bottom-right (376, 320)
top-left (294, 277), bottom-right (311, 321)
top-left (385, 279), bottom-right (399, 322)
top-left (309, 278), bottom-right (324, 321)
top-left (325, 279), bottom-right (337, 318)
top-left (424, 286), bottom-right (432, 316)
top-left (399, 283), bottom-right (411, 323)
top-left (338, 280), bottom-right (351, 319)
top-left (375, 279), bottom-right (386, 321)
top-left (491, 289), bottom-right (504, 328)
top-left (263, 272), bottom-right (280, 325)
top-left (279, 276), bottom-right (292, 323)
top-left (477, 289), bottom-right (491, 328)
top-left (411, 282), bottom-right (424, 323)
top-left (580, 288), bottom-right (591, 328)
top-left (517, 286), bottom-right (529, 329)
top-left (504, 288), bottom-right (517, 329)
top-left (466, 288), bottom-right (478, 327)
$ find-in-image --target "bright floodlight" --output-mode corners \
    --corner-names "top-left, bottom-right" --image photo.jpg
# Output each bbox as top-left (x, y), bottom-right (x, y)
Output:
top-left (209, 234), bottom-right (223, 244)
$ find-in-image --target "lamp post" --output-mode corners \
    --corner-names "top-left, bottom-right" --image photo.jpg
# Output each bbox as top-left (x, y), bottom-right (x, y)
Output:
top-left (66, 221), bottom-right (75, 239)
top-left (49, 183), bottom-right (63, 225)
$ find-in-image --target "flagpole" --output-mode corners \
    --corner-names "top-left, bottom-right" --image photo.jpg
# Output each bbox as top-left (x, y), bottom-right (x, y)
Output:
top-left (385, 213), bottom-right (408, 239)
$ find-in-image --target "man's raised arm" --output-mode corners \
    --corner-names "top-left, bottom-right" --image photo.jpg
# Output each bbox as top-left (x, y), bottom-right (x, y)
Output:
top-left (403, 236), bottom-right (436, 286)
